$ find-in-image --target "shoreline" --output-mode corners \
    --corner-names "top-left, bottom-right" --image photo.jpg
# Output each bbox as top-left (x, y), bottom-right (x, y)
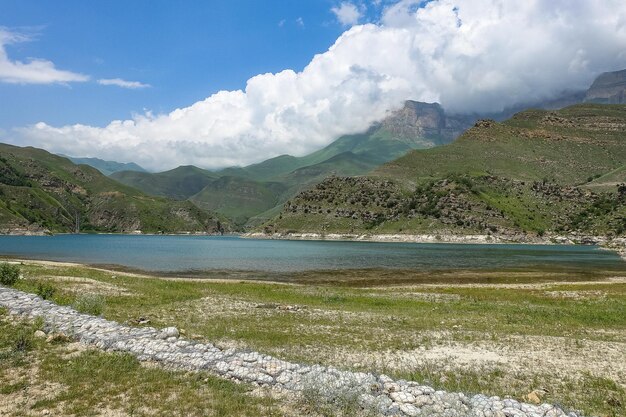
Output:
top-left (244, 232), bottom-right (626, 259)
top-left (1, 230), bottom-right (624, 260)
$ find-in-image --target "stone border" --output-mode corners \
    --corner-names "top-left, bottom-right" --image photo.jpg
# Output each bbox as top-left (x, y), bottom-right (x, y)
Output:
top-left (0, 286), bottom-right (582, 417)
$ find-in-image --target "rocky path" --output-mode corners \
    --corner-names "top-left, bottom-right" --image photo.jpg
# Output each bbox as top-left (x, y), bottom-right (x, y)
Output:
top-left (0, 285), bottom-right (581, 417)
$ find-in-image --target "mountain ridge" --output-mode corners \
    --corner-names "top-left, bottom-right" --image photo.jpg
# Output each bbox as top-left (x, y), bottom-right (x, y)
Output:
top-left (265, 104), bottom-right (626, 239)
top-left (111, 100), bottom-right (476, 227)
top-left (0, 144), bottom-right (228, 235)
top-left (63, 156), bottom-right (147, 176)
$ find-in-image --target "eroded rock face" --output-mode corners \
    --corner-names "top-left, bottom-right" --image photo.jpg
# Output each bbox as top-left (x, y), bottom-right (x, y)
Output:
top-left (0, 285), bottom-right (581, 417)
top-left (585, 69), bottom-right (626, 104)
top-left (381, 101), bottom-right (474, 146)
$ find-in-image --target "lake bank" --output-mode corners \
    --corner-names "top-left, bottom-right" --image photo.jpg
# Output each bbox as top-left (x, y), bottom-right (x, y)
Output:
top-left (1, 259), bottom-right (624, 416)
top-left (245, 232), bottom-right (626, 259)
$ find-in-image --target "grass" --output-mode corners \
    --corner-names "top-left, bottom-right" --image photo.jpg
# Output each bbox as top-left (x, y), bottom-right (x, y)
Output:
top-left (4, 260), bottom-right (626, 416)
top-left (0, 308), bottom-right (281, 417)
top-left (0, 143), bottom-right (228, 234)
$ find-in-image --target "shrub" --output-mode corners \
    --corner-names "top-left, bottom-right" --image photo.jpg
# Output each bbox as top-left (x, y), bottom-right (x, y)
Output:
top-left (13, 328), bottom-right (33, 352)
top-left (36, 281), bottom-right (56, 300)
top-left (0, 263), bottom-right (20, 286)
top-left (73, 294), bottom-right (105, 316)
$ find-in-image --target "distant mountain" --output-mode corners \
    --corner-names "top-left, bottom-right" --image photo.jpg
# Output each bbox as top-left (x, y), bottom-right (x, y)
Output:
top-left (268, 104), bottom-right (626, 239)
top-left (111, 100), bottom-right (475, 228)
top-left (64, 156), bottom-right (147, 176)
top-left (0, 144), bottom-right (228, 234)
top-left (110, 69), bottom-right (626, 230)
top-left (111, 166), bottom-right (217, 200)
top-left (189, 177), bottom-right (288, 226)
top-left (585, 69), bottom-right (626, 104)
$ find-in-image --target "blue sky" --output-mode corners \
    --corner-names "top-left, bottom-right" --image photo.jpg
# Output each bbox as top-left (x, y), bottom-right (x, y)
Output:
top-left (2, 1), bottom-right (626, 170)
top-left (0, 0), bottom-right (376, 128)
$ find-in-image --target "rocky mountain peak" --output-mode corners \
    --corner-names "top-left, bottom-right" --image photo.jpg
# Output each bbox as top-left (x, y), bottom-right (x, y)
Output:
top-left (585, 68), bottom-right (626, 104)
top-left (380, 100), bottom-right (473, 146)
top-left (381, 101), bottom-right (445, 138)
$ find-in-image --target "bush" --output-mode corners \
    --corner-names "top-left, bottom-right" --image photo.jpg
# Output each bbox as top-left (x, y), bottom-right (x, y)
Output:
top-left (0, 263), bottom-right (20, 286)
top-left (13, 328), bottom-right (33, 352)
top-left (73, 294), bottom-right (105, 316)
top-left (36, 281), bottom-right (56, 300)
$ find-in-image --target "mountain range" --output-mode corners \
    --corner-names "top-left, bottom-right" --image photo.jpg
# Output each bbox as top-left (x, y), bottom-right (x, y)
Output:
top-left (0, 144), bottom-right (227, 235)
top-left (62, 156), bottom-right (147, 176)
top-left (268, 103), bottom-right (625, 239)
top-left (108, 69), bottom-right (626, 229)
top-left (1, 69), bottom-right (625, 236)
top-left (110, 101), bottom-right (477, 227)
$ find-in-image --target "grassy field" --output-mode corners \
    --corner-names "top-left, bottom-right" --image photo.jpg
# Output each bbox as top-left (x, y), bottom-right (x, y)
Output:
top-left (2, 260), bottom-right (626, 416)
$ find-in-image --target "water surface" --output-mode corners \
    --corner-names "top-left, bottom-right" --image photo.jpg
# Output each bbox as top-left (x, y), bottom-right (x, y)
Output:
top-left (0, 235), bottom-right (622, 273)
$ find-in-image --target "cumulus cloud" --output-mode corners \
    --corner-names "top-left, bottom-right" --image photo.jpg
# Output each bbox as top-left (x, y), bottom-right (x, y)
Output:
top-left (13, 0), bottom-right (626, 171)
top-left (332, 2), bottom-right (364, 26)
top-left (0, 27), bottom-right (89, 84)
top-left (97, 78), bottom-right (151, 89)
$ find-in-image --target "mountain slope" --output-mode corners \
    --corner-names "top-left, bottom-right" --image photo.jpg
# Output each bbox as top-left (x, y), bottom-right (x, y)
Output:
top-left (585, 69), bottom-right (626, 104)
top-left (112, 101), bottom-right (474, 228)
top-left (0, 144), bottom-right (228, 234)
top-left (189, 177), bottom-right (288, 226)
top-left (111, 166), bottom-right (217, 200)
top-left (216, 101), bottom-right (472, 182)
top-left (267, 104), bottom-right (626, 239)
top-left (65, 156), bottom-right (147, 176)
top-left (377, 105), bottom-right (626, 184)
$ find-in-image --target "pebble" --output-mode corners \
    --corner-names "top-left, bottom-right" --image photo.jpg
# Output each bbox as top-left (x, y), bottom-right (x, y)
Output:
top-left (0, 285), bottom-right (582, 417)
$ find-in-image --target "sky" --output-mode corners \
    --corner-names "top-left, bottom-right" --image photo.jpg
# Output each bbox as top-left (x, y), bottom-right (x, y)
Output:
top-left (2, 0), bottom-right (626, 171)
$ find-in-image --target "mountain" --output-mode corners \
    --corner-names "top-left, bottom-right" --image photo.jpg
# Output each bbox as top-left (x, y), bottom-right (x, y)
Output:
top-left (585, 69), bottom-right (626, 104)
top-left (266, 104), bottom-right (626, 239)
top-left (189, 177), bottom-right (288, 226)
top-left (112, 101), bottom-right (475, 228)
top-left (111, 65), bottom-right (626, 230)
top-left (0, 144), bottom-right (228, 234)
top-left (111, 166), bottom-right (217, 200)
top-left (64, 156), bottom-right (147, 176)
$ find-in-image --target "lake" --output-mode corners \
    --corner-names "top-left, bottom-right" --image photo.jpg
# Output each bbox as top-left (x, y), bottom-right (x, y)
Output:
top-left (0, 235), bottom-right (623, 273)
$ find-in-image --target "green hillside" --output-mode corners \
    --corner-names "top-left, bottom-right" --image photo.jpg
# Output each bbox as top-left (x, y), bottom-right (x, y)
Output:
top-left (111, 104), bottom-right (465, 228)
top-left (377, 105), bottom-right (626, 184)
top-left (267, 104), bottom-right (626, 239)
top-left (189, 176), bottom-right (288, 226)
top-left (65, 156), bottom-right (147, 176)
top-left (0, 144), bottom-right (228, 234)
top-left (111, 166), bottom-right (217, 200)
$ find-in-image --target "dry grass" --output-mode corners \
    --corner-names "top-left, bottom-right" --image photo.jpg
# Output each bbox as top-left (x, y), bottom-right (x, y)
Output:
top-left (5, 259), bottom-right (626, 416)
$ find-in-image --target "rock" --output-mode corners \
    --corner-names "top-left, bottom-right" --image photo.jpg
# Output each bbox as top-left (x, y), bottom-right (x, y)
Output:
top-left (398, 403), bottom-right (420, 416)
top-left (157, 326), bottom-right (179, 339)
top-left (585, 69), bottom-right (626, 104)
top-left (390, 391), bottom-right (415, 404)
top-left (524, 389), bottom-right (547, 404)
top-left (33, 330), bottom-right (46, 339)
top-left (0, 285), bottom-right (577, 417)
top-left (46, 332), bottom-right (70, 343)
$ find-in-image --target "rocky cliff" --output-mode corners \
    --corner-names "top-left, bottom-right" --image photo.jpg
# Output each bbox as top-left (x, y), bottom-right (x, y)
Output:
top-left (585, 69), bottom-right (626, 104)
top-left (380, 101), bottom-right (473, 146)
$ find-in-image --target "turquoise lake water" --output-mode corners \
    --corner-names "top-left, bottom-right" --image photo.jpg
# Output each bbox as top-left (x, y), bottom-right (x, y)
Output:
top-left (0, 235), bottom-right (623, 273)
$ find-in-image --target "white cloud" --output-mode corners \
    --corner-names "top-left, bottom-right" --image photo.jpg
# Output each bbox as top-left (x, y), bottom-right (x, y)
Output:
top-left (332, 2), bottom-right (364, 26)
top-left (296, 17), bottom-right (305, 28)
top-left (13, 0), bottom-right (626, 171)
top-left (0, 27), bottom-right (89, 84)
top-left (97, 78), bottom-right (151, 89)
